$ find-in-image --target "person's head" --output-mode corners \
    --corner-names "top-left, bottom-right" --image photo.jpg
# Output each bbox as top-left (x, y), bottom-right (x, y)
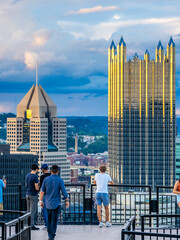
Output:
top-left (51, 165), bottom-right (59, 175)
top-left (41, 163), bottom-right (49, 173)
top-left (99, 165), bottom-right (106, 173)
top-left (31, 164), bottom-right (39, 174)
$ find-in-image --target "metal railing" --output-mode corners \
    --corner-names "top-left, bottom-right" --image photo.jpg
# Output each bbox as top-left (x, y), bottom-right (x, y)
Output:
top-left (122, 214), bottom-right (180, 240)
top-left (90, 184), bottom-right (152, 225)
top-left (0, 210), bottom-right (31, 240)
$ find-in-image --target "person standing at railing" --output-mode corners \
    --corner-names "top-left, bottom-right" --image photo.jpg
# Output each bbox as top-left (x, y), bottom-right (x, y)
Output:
top-left (40, 163), bottom-right (51, 230)
top-left (0, 176), bottom-right (6, 216)
top-left (25, 164), bottom-right (40, 230)
top-left (40, 165), bottom-right (69, 240)
top-left (173, 180), bottom-right (180, 208)
top-left (94, 165), bottom-right (114, 228)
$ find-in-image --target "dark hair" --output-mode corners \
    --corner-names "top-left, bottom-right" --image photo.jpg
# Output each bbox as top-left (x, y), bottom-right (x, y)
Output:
top-left (99, 166), bottom-right (106, 173)
top-left (51, 165), bottom-right (59, 173)
top-left (32, 164), bottom-right (39, 171)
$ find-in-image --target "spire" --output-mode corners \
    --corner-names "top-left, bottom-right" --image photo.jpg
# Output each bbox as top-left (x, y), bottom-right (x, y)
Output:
top-left (168, 36), bottom-right (175, 47)
top-left (157, 41), bottom-right (164, 50)
top-left (145, 49), bottom-right (149, 55)
top-left (36, 61), bottom-right (38, 86)
top-left (119, 36), bottom-right (126, 46)
top-left (133, 53), bottom-right (138, 60)
top-left (110, 40), bottom-right (116, 49)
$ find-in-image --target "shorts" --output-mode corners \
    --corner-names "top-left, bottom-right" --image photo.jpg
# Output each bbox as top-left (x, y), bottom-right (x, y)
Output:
top-left (96, 193), bottom-right (109, 206)
top-left (0, 203), bottom-right (3, 216)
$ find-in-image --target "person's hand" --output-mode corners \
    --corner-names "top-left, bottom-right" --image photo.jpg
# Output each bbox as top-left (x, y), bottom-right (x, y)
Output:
top-left (40, 201), bottom-right (44, 209)
top-left (65, 201), bottom-right (69, 208)
top-left (3, 179), bottom-right (6, 185)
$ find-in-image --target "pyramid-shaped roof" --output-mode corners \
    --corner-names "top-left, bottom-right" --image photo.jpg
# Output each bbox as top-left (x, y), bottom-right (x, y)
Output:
top-left (17, 84), bottom-right (57, 119)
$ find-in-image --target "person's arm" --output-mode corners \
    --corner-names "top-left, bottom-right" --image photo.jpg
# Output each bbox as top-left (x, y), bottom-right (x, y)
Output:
top-left (108, 175), bottom-right (114, 185)
top-left (40, 191), bottom-right (45, 208)
top-left (3, 180), bottom-right (6, 189)
top-left (94, 180), bottom-right (96, 185)
top-left (34, 175), bottom-right (39, 191)
top-left (60, 179), bottom-right (69, 208)
top-left (173, 181), bottom-right (180, 194)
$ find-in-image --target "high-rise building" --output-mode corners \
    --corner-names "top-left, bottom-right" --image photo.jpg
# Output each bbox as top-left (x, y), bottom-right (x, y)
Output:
top-left (108, 37), bottom-right (176, 189)
top-left (7, 79), bottom-right (70, 183)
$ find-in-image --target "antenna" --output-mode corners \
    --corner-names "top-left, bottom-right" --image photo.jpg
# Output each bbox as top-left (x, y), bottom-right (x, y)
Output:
top-left (36, 61), bottom-right (38, 86)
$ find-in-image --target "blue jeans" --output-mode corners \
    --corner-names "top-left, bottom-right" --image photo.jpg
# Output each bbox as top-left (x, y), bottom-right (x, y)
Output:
top-left (47, 205), bottom-right (61, 239)
top-left (42, 200), bottom-right (48, 227)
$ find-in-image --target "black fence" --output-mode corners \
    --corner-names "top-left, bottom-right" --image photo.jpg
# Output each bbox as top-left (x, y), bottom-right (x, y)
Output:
top-left (122, 214), bottom-right (180, 240)
top-left (2, 183), bottom-right (180, 226)
top-left (0, 210), bottom-right (31, 240)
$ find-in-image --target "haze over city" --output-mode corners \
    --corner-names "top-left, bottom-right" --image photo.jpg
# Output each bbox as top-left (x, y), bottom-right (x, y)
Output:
top-left (0, 0), bottom-right (180, 116)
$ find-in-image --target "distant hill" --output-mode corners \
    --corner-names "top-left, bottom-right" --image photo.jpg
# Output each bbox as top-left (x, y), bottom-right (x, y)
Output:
top-left (66, 116), bottom-right (108, 136)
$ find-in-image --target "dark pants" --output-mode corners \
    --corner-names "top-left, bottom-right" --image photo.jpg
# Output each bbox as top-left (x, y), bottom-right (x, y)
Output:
top-left (42, 199), bottom-right (48, 227)
top-left (26, 195), bottom-right (38, 226)
top-left (47, 205), bottom-right (61, 239)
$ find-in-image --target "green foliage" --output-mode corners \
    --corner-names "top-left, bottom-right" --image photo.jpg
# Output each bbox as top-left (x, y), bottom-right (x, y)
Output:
top-left (81, 136), bottom-right (108, 155)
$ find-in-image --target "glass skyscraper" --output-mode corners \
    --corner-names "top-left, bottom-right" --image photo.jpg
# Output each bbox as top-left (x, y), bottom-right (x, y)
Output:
top-left (108, 37), bottom-right (176, 190)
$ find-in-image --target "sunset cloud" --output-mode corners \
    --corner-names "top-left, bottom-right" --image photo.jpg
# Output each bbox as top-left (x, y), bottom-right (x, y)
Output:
top-left (66, 5), bottom-right (118, 15)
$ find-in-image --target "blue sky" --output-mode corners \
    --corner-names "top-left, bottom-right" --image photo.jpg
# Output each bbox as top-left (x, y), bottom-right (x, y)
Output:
top-left (0, 0), bottom-right (180, 116)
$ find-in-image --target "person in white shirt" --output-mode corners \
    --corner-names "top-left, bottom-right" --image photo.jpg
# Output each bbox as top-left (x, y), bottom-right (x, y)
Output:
top-left (94, 166), bottom-right (114, 228)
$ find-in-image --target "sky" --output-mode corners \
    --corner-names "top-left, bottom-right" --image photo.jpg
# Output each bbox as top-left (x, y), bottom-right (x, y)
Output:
top-left (0, 0), bottom-right (180, 116)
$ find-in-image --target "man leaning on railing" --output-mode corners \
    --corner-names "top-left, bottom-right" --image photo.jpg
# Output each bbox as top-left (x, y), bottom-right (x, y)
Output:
top-left (94, 165), bottom-right (114, 228)
top-left (173, 179), bottom-right (180, 208)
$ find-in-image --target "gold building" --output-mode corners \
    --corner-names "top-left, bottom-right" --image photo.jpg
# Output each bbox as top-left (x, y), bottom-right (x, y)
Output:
top-left (108, 37), bottom-right (176, 189)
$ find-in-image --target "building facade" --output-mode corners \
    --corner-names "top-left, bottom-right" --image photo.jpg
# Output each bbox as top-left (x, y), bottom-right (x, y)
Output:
top-left (7, 83), bottom-right (70, 183)
top-left (108, 37), bottom-right (176, 189)
top-left (176, 139), bottom-right (180, 181)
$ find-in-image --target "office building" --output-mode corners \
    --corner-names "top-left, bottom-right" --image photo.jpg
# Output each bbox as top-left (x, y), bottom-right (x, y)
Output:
top-left (7, 77), bottom-right (70, 183)
top-left (108, 37), bottom-right (176, 189)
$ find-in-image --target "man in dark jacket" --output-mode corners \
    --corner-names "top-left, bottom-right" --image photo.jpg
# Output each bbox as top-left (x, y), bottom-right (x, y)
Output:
top-left (40, 163), bottom-right (51, 229)
top-left (40, 165), bottom-right (69, 240)
top-left (25, 164), bottom-right (39, 230)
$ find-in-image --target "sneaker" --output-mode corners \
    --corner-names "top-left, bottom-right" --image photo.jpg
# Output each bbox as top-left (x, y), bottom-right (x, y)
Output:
top-left (31, 225), bottom-right (40, 230)
top-left (42, 226), bottom-right (47, 230)
top-left (106, 222), bottom-right (111, 227)
top-left (99, 222), bottom-right (103, 228)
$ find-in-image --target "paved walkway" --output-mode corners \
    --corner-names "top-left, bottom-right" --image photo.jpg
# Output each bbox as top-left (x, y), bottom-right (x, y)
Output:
top-left (31, 225), bottom-right (123, 240)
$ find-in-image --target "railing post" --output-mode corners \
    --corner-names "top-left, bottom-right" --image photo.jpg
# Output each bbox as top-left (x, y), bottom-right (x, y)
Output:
top-left (156, 186), bottom-right (159, 227)
top-left (18, 185), bottom-right (22, 211)
top-left (121, 229), bottom-right (125, 240)
top-left (149, 186), bottom-right (151, 227)
top-left (1, 223), bottom-right (6, 240)
top-left (83, 185), bottom-right (85, 225)
top-left (90, 185), bottom-right (93, 225)
top-left (141, 216), bottom-right (144, 240)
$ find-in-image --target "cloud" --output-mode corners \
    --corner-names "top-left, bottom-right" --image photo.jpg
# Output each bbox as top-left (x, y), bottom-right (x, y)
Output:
top-left (112, 14), bottom-right (121, 20)
top-left (58, 17), bottom-right (180, 41)
top-left (0, 102), bottom-right (15, 113)
top-left (66, 5), bottom-right (118, 15)
top-left (33, 28), bottom-right (53, 46)
top-left (24, 51), bottom-right (68, 69)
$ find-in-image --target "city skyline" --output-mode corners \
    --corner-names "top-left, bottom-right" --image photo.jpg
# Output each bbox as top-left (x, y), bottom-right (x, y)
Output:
top-left (0, 0), bottom-right (180, 116)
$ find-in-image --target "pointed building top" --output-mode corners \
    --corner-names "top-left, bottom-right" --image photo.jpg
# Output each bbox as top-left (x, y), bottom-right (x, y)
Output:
top-left (134, 53), bottom-right (138, 59)
top-left (168, 36), bottom-right (175, 47)
top-left (119, 36), bottom-right (126, 46)
top-left (157, 41), bottom-right (164, 50)
top-left (145, 49), bottom-right (149, 55)
top-left (110, 40), bottom-right (116, 49)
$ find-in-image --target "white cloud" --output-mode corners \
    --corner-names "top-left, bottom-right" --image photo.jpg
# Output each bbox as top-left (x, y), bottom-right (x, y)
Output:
top-left (24, 51), bottom-right (68, 69)
top-left (66, 5), bottom-right (118, 15)
top-left (112, 14), bottom-right (121, 20)
top-left (0, 102), bottom-right (14, 113)
top-left (33, 28), bottom-right (52, 46)
top-left (70, 32), bottom-right (85, 39)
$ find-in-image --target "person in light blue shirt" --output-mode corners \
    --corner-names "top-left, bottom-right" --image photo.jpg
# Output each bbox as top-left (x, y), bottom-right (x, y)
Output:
top-left (40, 165), bottom-right (69, 240)
top-left (0, 177), bottom-right (6, 215)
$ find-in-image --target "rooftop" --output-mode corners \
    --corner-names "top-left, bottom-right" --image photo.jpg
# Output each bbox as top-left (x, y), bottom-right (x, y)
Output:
top-left (32, 225), bottom-right (122, 240)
